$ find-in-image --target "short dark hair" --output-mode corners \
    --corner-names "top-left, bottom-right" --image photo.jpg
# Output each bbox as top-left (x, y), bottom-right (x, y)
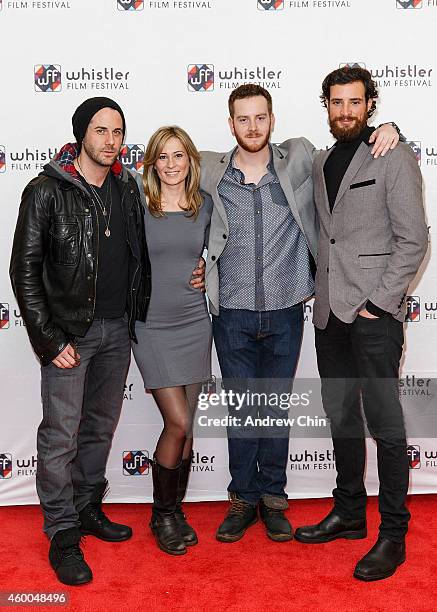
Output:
top-left (320, 66), bottom-right (379, 118)
top-left (228, 84), bottom-right (272, 117)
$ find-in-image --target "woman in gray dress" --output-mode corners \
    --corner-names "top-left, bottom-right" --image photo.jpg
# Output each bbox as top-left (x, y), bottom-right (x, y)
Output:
top-left (133, 126), bottom-right (212, 556)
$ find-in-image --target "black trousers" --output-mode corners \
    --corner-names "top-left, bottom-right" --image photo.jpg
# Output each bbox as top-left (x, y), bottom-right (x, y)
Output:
top-left (315, 312), bottom-right (410, 542)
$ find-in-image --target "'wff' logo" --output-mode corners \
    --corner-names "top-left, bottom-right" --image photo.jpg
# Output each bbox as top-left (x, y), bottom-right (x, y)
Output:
top-left (34, 65), bottom-right (62, 92)
top-left (0, 146), bottom-right (5, 173)
top-left (117, 0), bottom-right (144, 10)
top-left (396, 1), bottom-right (422, 8)
top-left (188, 65), bottom-right (214, 92)
top-left (407, 141), bottom-right (421, 166)
top-left (406, 296), bottom-right (420, 322)
top-left (123, 451), bottom-right (150, 475)
top-left (0, 303), bottom-right (9, 329)
top-left (120, 145), bottom-right (145, 171)
top-left (258, 0), bottom-right (284, 10)
top-left (407, 445), bottom-right (421, 469)
top-left (339, 62), bottom-right (367, 69)
top-left (0, 454), bottom-right (12, 479)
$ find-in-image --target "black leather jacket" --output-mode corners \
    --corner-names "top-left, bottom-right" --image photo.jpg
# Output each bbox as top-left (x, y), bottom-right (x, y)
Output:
top-left (10, 143), bottom-right (151, 366)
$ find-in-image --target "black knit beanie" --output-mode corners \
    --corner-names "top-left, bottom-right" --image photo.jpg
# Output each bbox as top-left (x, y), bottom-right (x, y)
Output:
top-left (72, 97), bottom-right (126, 150)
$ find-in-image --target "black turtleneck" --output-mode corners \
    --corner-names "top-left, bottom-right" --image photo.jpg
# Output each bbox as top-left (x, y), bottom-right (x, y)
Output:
top-left (324, 125), bottom-right (375, 213)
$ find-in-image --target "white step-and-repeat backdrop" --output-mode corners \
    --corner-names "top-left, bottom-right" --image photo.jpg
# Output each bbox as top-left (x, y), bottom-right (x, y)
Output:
top-left (0, 0), bottom-right (436, 506)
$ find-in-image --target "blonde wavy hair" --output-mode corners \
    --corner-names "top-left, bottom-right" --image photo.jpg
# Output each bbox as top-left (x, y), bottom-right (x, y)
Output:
top-left (142, 125), bottom-right (202, 218)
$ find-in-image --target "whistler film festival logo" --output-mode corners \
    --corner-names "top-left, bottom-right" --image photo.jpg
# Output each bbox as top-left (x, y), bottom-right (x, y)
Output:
top-left (34, 64), bottom-right (131, 93)
top-left (123, 450), bottom-right (150, 475)
top-left (0, 303), bottom-right (10, 329)
top-left (120, 145), bottom-right (145, 171)
top-left (34, 65), bottom-right (61, 92)
top-left (258, 0), bottom-right (284, 9)
top-left (406, 296), bottom-right (420, 322)
top-left (0, 454), bottom-right (12, 479)
top-left (396, 0), bottom-right (422, 7)
top-left (339, 61), bottom-right (432, 88)
top-left (191, 450), bottom-right (215, 472)
top-left (407, 445), bottom-right (421, 468)
top-left (4, 146), bottom-right (58, 172)
top-left (289, 448), bottom-right (336, 471)
top-left (117, 0), bottom-right (144, 9)
top-left (188, 64), bottom-right (284, 92)
top-left (188, 64), bottom-right (214, 92)
top-left (406, 141), bottom-right (437, 168)
top-left (407, 141), bottom-right (422, 165)
top-left (0, 146), bottom-right (6, 173)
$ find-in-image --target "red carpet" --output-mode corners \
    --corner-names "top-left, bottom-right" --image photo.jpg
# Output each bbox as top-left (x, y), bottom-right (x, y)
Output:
top-left (0, 496), bottom-right (436, 612)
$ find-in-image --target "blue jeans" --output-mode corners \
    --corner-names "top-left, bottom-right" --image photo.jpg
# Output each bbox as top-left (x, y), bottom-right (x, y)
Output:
top-left (38, 317), bottom-right (131, 539)
top-left (212, 305), bottom-right (304, 505)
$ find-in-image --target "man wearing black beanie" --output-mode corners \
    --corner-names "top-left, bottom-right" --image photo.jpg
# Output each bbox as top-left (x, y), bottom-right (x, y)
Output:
top-left (10, 98), bottom-right (149, 586)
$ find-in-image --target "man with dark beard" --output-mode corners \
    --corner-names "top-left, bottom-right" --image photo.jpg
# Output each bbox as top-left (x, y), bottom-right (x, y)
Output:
top-left (200, 84), bottom-right (400, 545)
top-left (294, 67), bottom-right (428, 581)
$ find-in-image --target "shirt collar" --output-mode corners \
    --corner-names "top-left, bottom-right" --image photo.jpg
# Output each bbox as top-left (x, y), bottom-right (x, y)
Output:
top-left (227, 144), bottom-right (276, 184)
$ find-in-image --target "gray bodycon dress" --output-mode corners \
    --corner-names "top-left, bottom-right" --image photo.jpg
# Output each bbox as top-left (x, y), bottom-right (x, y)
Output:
top-left (132, 194), bottom-right (213, 388)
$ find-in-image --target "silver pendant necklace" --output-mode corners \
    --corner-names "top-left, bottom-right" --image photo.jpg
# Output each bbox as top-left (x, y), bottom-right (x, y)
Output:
top-left (77, 160), bottom-right (113, 238)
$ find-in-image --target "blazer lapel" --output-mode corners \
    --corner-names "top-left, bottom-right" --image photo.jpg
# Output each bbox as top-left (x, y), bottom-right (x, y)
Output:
top-left (332, 141), bottom-right (370, 210)
top-left (272, 146), bottom-right (305, 234)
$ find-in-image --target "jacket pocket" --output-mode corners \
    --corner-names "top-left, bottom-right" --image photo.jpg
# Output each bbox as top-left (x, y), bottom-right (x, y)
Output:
top-left (49, 221), bottom-right (80, 266)
top-left (358, 253), bottom-right (391, 269)
top-left (294, 175), bottom-right (312, 195)
top-left (350, 179), bottom-right (376, 189)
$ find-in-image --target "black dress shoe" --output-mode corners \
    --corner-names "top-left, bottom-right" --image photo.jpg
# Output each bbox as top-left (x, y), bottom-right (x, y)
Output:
top-left (79, 480), bottom-right (132, 542)
top-left (294, 509), bottom-right (367, 544)
top-left (216, 494), bottom-right (257, 543)
top-left (49, 527), bottom-right (92, 586)
top-left (259, 498), bottom-right (293, 542)
top-left (354, 537), bottom-right (405, 581)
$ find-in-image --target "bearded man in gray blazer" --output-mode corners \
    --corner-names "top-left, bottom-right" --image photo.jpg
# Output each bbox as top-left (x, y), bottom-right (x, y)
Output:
top-left (295, 67), bottom-right (428, 582)
top-left (200, 83), bottom-right (399, 545)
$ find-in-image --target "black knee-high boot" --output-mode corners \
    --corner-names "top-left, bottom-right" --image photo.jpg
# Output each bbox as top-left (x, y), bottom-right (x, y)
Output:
top-left (150, 458), bottom-right (186, 555)
top-left (175, 457), bottom-right (198, 546)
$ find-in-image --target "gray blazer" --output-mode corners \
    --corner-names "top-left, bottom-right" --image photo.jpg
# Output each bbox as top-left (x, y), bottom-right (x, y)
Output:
top-left (312, 141), bottom-right (428, 329)
top-left (200, 138), bottom-right (318, 316)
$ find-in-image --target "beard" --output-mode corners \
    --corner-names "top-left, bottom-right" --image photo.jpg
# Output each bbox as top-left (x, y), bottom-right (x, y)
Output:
top-left (329, 113), bottom-right (368, 143)
top-left (234, 127), bottom-right (271, 153)
top-left (81, 140), bottom-right (120, 167)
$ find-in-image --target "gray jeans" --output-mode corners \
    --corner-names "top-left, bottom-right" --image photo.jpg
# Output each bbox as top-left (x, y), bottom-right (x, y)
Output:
top-left (37, 317), bottom-right (131, 539)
